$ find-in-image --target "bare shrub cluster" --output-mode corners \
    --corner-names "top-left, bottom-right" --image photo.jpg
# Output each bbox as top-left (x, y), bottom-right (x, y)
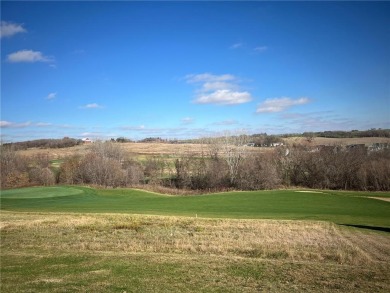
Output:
top-left (281, 146), bottom-right (390, 191)
top-left (0, 147), bottom-right (55, 188)
top-left (59, 141), bottom-right (143, 187)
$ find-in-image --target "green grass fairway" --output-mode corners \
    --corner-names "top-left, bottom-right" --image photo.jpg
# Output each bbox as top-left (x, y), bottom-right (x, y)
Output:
top-left (1, 186), bottom-right (389, 228)
top-left (0, 186), bottom-right (83, 199)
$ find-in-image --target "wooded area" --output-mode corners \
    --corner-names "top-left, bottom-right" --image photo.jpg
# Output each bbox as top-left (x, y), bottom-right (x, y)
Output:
top-left (1, 137), bottom-right (389, 191)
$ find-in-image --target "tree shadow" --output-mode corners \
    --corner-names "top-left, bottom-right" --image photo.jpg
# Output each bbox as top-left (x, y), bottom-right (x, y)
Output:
top-left (339, 224), bottom-right (390, 233)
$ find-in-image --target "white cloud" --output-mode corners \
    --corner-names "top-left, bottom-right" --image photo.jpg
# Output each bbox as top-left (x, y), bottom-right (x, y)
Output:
top-left (80, 103), bottom-right (104, 109)
top-left (256, 97), bottom-right (310, 113)
top-left (0, 21), bottom-right (26, 38)
top-left (185, 73), bottom-right (253, 105)
top-left (7, 50), bottom-right (54, 63)
top-left (202, 81), bottom-right (237, 92)
top-left (46, 92), bottom-right (57, 100)
top-left (196, 89), bottom-right (252, 105)
top-left (0, 121), bottom-right (13, 128)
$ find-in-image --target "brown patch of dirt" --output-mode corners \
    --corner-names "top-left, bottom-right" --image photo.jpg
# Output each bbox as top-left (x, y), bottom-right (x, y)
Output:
top-left (369, 197), bottom-right (390, 203)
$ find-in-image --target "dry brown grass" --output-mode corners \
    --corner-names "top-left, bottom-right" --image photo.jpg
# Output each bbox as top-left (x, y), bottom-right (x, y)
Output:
top-left (17, 144), bottom-right (90, 160)
top-left (369, 197), bottom-right (390, 202)
top-left (15, 137), bottom-right (390, 161)
top-left (2, 212), bottom-right (389, 266)
top-left (284, 136), bottom-right (390, 147)
top-left (16, 142), bottom-right (270, 160)
top-left (2, 211), bottom-right (389, 292)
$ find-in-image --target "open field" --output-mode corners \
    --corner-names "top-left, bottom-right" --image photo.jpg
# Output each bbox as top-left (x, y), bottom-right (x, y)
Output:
top-left (1, 211), bottom-right (389, 292)
top-left (14, 136), bottom-right (390, 161)
top-left (284, 136), bottom-right (390, 147)
top-left (15, 143), bottom-right (220, 160)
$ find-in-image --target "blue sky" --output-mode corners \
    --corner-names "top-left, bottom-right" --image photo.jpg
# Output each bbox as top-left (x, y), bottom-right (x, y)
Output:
top-left (1, 1), bottom-right (389, 142)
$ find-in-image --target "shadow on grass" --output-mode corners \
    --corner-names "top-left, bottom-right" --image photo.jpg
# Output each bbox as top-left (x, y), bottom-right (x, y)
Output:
top-left (339, 224), bottom-right (390, 233)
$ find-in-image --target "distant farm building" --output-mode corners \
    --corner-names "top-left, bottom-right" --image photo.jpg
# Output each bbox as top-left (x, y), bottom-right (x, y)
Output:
top-left (82, 138), bottom-right (93, 144)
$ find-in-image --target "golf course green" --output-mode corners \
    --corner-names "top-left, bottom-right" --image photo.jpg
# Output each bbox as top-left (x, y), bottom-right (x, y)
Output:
top-left (1, 186), bottom-right (389, 228)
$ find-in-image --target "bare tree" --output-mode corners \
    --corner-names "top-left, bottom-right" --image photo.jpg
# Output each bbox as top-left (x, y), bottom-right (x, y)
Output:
top-left (218, 132), bottom-right (249, 186)
top-left (59, 155), bottom-right (82, 185)
top-left (29, 167), bottom-right (55, 186)
top-left (89, 141), bottom-right (125, 161)
top-left (237, 152), bottom-right (280, 190)
top-left (0, 146), bottom-right (30, 188)
top-left (144, 156), bottom-right (167, 185)
top-left (123, 159), bottom-right (144, 185)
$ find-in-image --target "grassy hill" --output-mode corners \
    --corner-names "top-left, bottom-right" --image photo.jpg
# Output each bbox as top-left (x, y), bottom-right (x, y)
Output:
top-left (1, 186), bottom-right (389, 292)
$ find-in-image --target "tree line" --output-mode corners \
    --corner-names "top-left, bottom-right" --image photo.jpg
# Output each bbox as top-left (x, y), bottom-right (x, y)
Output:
top-left (2, 137), bottom-right (82, 150)
top-left (1, 140), bottom-right (389, 191)
top-left (297, 129), bottom-right (390, 139)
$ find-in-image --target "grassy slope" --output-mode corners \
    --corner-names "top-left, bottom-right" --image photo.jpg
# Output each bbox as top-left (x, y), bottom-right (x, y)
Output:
top-left (1, 212), bottom-right (389, 292)
top-left (1, 186), bottom-right (389, 228)
top-left (1, 188), bottom-right (389, 292)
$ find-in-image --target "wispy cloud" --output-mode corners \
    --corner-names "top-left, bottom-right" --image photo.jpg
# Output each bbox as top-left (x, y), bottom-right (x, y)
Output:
top-left (212, 119), bottom-right (239, 126)
top-left (230, 42), bottom-right (243, 49)
top-left (7, 50), bottom-right (54, 63)
top-left (0, 21), bottom-right (26, 38)
top-left (0, 120), bottom-right (32, 128)
top-left (229, 42), bottom-right (268, 53)
top-left (45, 92), bottom-right (57, 100)
top-left (36, 122), bottom-right (53, 127)
top-left (256, 97), bottom-right (310, 113)
top-left (181, 117), bottom-right (194, 125)
top-left (81, 132), bottom-right (103, 137)
top-left (185, 73), bottom-right (235, 84)
top-left (0, 121), bottom-right (32, 128)
top-left (185, 73), bottom-right (253, 105)
top-left (254, 46), bottom-right (268, 53)
top-left (121, 125), bottom-right (146, 131)
top-left (278, 111), bottom-right (358, 132)
top-left (0, 121), bottom-right (13, 128)
top-left (80, 103), bottom-right (104, 109)
top-left (0, 120), bottom-right (74, 132)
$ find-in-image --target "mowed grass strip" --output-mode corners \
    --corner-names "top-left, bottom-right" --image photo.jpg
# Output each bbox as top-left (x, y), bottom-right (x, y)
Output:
top-left (2, 252), bottom-right (389, 293)
top-left (1, 186), bottom-right (389, 227)
top-left (1, 212), bottom-right (389, 292)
